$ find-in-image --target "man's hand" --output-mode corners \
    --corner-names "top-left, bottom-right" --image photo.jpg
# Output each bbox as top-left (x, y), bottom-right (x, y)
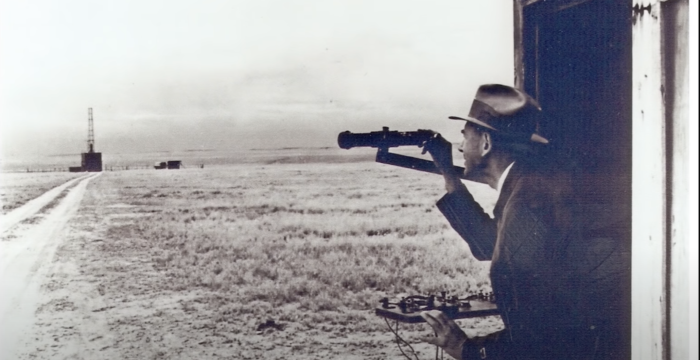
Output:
top-left (422, 133), bottom-right (453, 172)
top-left (419, 310), bottom-right (468, 360)
top-left (422, 134), bottom-right (464, 193)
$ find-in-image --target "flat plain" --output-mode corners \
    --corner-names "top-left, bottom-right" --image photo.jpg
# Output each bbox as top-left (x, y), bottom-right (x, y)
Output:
top-left (2, 154), bottom-right (504, 359)
top-left (0, 172), bottom-right (83, 214)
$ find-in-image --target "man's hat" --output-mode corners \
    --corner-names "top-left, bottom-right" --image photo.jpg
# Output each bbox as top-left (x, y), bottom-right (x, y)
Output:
top-left (449, 84), bottom-right (549, 144)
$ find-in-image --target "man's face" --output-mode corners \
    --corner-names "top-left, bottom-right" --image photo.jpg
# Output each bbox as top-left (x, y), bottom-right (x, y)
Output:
top-left (458, 123), bottom-right (486, 180)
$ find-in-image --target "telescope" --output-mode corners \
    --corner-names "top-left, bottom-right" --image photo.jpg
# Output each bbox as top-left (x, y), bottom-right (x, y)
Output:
top-left (337, 127), bottom-right (467, 179)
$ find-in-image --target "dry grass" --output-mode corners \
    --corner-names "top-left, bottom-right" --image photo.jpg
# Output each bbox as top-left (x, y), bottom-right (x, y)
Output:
top-left (51, 162), bottom-right (504, 359)
top-left (0, 171), bottom-right (83, 214)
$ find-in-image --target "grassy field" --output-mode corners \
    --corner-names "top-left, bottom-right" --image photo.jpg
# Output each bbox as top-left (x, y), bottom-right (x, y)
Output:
top-left (0, 171), bottom-right (84, 214)
top-left (30, 160), bottom-right (504, 359)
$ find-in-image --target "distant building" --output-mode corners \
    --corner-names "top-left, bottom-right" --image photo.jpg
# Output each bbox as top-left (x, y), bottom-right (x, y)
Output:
top-left (167, 160), bottom-right (182, 169)
top-left (81, 152), bottom-right (102, 172)
top-left (154, 160), bottom-right (181, 169)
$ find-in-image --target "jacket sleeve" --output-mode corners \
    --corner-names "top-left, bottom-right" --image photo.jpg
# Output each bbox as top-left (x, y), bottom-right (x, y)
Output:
top-left (436, 188), bottom-right (497, 261)
top-left (461, 330), bottom-right (515, 360)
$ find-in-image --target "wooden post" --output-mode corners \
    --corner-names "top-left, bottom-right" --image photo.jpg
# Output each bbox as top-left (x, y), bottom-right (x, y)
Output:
top-left (632, 1), bottom-right (667, 359)
top-left (513, 0), bottom-right (525, 89)
top-left (661, 1), bottom-right (691, 359)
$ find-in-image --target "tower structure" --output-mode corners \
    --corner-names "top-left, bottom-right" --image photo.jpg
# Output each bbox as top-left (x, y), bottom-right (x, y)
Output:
top-left (81, 107), bottom-right (102, 172)
top-left (87, 107), bottom-right (95, 153)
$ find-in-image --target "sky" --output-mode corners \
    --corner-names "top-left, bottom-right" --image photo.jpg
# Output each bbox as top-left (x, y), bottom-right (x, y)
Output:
top-left (0, 0), bottom-right (514, 157)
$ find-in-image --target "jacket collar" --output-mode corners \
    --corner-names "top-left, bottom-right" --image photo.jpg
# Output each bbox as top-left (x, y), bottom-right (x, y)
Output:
top-left (493, 162), bottom-right (521, 219)
top-left (497, 162), bottom-right (516, 195)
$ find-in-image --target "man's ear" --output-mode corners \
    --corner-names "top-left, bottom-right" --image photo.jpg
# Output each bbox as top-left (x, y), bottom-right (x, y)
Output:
top-left (481, 132), bottom-right (492, 156)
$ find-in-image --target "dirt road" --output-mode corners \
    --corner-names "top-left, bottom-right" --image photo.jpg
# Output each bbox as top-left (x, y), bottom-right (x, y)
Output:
top-left (0, 173), bottom-right (99, 360)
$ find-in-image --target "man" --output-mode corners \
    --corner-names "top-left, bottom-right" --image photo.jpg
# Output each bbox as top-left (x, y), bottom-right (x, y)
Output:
top-left (419, 84), bottom-right (630, 359)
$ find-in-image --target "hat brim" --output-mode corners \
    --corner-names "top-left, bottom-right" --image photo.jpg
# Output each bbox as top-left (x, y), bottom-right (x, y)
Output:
top-left (448, 116), bottom-right (549, 144)
top-left (448, 116), bottom-right (497, 131)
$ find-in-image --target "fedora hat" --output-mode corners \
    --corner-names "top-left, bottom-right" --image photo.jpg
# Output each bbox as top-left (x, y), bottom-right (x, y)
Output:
top-left (449, 84), bottom-right (549, 144)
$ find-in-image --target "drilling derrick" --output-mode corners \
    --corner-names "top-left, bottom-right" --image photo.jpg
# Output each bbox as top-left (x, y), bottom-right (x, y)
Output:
top-left (88, 107), bottom-right (95, 153)
top-left (81, 107), bottom-right (102, 172)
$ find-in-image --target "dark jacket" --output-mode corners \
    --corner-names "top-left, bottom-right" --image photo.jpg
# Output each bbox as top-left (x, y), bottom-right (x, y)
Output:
top-left (437, 161), bottom-right (630, 359)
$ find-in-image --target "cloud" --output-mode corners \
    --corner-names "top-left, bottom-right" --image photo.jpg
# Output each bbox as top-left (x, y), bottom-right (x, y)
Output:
top-left (1, 0), bottom-right (514, 158)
